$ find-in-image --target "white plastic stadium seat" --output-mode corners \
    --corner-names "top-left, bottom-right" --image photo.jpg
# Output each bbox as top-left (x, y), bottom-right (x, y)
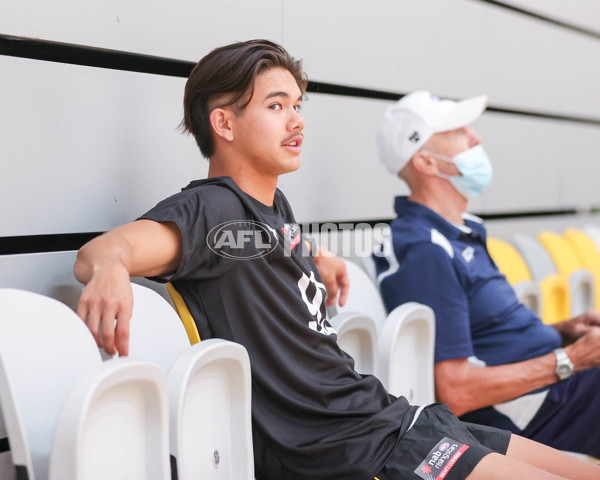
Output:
top-left (329, 311), bottom-right (377, 375)
top-left (167, 339), bottom-right (254, 480)
top-left (0, 289), bottom-right (102, 480)
top-left (376, 302), bottom-right (436, 406)
top-left (513, 233), bottom-right (594, 317)
top-left (333, 259), bottom-right (388, 331)
top-left (358, 254), bottom-right (378, 282)
top-left (583, 224), bottom-right (600, 253)
top-left (49, 359), bottom-right (170, 480)
top-left (512, 282), bottom-right (542, 316)
top-left (126, 282), bottom-right (191, 372)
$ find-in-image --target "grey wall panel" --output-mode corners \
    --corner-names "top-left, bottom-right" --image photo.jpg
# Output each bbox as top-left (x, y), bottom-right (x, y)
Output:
top-left (0, 0), bottom-right (283, 61)
top-left (0, 55), bottom-right (208, 236)
top-left (467, 113), bottom-right (563, 214)
top-left (285, 0), bottom-right (600, 117)
top-left (472, 114), bottom-right (600, 214)
top-left (0, 252), bottom-right (83, 310)
top-left (0, 252), bottom-right (171, 310)
top-left (499, 0), bottom-right (600, 32)
top-left (2, 0), bottom-right (600, 234)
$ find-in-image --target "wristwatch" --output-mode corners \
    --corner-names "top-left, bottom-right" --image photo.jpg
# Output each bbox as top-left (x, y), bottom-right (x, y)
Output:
top-left (554, 348), bottom-right (574, 381)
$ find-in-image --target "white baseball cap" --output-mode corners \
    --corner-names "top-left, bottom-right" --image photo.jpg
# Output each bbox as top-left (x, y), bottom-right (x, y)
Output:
top-left (377, 90), bottom-right (488, 174)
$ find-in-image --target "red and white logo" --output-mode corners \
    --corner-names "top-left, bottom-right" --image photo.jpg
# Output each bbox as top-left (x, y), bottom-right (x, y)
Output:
top-left (414, 437), bottom-right (470, 480)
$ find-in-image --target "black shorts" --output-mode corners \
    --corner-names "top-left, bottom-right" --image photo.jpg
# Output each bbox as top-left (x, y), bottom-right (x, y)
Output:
top-left (374, 403), bottom-right (511, 480)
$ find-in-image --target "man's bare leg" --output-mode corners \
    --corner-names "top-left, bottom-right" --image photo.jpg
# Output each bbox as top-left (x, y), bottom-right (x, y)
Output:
top-left (467, 434), bottom-right (600, 480)
top-left (505, 434), bottom-right (599, 479)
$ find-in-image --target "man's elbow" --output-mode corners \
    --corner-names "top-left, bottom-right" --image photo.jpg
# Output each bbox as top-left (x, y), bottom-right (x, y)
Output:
top-left (435, 381), bottom-right (472, 417)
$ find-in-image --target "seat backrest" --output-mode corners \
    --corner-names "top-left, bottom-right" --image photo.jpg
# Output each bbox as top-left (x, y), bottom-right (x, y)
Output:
top-left (376, 302), bottom-right (435, 405)
top-left (167, 339), bottom-right (254, 480)
top-left (537, 231), bottom-right (595, 315)
top-left (564, 228), bottom-right (600, 309)
top-left (511, 234), bottom-right (557, 280)
top-left (166, 282), bottom-right (201, 344)
top-left (539, 275), bottom-right (570, 324)
top-left (486, 237), bottom-right (541, 316)
top-left (537, 231), bottom-right (583, 276)
top-left (0, 289), bottom-right (101, 480)
top-left (583, 224), bottom-right (600, 252)
top-left (126, 283), bottom-right (191, 373)
top-left (512, 281), bottom-right (542, 317)
top-left (329, 312), bottom-right (377, 375)
top-left (486, 237), bottom-right (532, 285)
top-left (49, 359), bottom-right (170, 480)
top-left (335, 260), bottom-right (388, 331)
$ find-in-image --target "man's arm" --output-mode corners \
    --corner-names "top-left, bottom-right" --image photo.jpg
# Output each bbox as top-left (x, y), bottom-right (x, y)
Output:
top-left (74, 219), bottom-right (182, 356)
top-left (310, 244), bottom-right (349, 307)
top-left (435, 326), bottom-right (600, 416)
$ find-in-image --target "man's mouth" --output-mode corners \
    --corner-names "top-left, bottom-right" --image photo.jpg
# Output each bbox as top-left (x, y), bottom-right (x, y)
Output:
top-left (282, 133), bottom-right (303, 148)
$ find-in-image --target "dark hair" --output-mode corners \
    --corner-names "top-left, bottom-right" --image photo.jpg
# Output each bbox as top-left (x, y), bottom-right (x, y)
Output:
top-left (181, 39), bottom-right (308, 159)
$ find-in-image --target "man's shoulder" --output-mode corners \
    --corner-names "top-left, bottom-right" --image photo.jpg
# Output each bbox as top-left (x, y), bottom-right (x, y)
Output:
top-left (172, 178), bottom-right (246, 210)
top-left (182, 177), bottom-right (242, 200)
top-left (141, 178), bottom-right (248, 226)
top-left (391, 216), bottom-right (457, 261)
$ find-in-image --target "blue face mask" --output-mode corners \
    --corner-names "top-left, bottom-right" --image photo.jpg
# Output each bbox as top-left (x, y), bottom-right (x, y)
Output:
top-left (426, 145), bottom-right (493, 198)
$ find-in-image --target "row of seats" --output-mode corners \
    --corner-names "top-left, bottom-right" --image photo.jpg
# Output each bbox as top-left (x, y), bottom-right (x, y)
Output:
top-left (0, 276), bottom-right (435, 480)
top-left (328, 260), bottom-right (436, 406)
top-left (488, 225), bottom-right (600, 324)
top-left (330, 225), bottom-right (600, 407)
top-left (2, 231), bottom-right (598, 477)
top-left (0, 284), bottom-right (254, 480)
top-left (336, 242), bottom-right (600, 465)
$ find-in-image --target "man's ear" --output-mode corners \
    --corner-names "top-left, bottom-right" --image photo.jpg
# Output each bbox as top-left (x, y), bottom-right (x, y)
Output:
top-left (209, 108), bottom-right (234, 142)
top-left (411, 151), bottom-right (439, 176)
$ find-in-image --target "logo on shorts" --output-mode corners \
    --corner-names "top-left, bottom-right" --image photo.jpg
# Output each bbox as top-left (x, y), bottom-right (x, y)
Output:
top-left (414, 437), bottom-right (470, 480)
top-left (207, 220), bottom-right (278, 260)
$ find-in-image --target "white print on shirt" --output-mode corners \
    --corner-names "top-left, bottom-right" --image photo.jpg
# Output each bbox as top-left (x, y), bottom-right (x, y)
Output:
top-left (462, 246), bottom-right (475, 263)
top-left (298, 271), bottom-right (336, 335)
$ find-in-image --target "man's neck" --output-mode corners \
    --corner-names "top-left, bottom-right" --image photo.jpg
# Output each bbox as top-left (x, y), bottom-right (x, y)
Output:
top-left (208, 154), bottom-right (278, 206)
top-left (409, 183), bottom-right (468, 225)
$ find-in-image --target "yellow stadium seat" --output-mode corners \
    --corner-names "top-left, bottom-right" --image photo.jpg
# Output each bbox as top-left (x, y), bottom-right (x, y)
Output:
top-left (487, 237), bottom-right (532, 286)
top-left (537, 231), bottom-right (595, 316)
top-left (563, 228), bottom-right (600, 309)
top-left (538, 231), bottom-right (582, 276)
top-left (539, 276), bottom-right (570, 325)
top-left (166, 282), bottom-right (201, 344)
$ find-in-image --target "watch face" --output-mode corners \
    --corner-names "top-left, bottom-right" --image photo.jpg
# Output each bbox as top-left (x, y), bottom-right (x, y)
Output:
top-left (557, 364), bottom-right (572, 379)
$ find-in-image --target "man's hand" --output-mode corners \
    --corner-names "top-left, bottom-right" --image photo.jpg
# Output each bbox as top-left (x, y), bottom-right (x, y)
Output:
top-left (74, 220), bottom-right (182, 356)
top-left (555, 309), bottom-right (600, 344)
top-left (312, 246), bottom-right (349, 307)
top-left (565, 326), bottom-right (600, 372)
top-left (76, 262), bottom-right (133, 356)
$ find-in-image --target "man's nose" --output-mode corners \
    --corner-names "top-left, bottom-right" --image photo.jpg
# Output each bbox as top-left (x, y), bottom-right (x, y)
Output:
top-left (466, 127), bottom-right (482, 147)
top-left (289, 110), bottom-right (305, 131)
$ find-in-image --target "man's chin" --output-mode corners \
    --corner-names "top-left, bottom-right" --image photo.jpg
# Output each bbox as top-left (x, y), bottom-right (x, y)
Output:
top-left (279, 157), bottom-right (302, 175)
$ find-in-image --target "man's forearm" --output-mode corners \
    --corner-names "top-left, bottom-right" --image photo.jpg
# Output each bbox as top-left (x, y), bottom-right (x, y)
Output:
top-left (74, 231), bottom-right (134, 284)
top-left (435, 353), bottom-right (558, 416)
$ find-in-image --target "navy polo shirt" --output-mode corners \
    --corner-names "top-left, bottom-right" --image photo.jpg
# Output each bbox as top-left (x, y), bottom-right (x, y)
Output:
top-left (374, 197), bottom-right (561, 366)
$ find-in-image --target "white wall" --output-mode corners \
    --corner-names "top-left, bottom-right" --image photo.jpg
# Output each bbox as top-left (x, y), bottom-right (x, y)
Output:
top-left (1, 0), bottom-right (600, 264)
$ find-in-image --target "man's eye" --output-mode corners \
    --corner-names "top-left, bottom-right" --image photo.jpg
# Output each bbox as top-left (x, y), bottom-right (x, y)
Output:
top-left (294, 104), bottom-right (302, 113)
top-left (269, 104), bottom-right (282, 111)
